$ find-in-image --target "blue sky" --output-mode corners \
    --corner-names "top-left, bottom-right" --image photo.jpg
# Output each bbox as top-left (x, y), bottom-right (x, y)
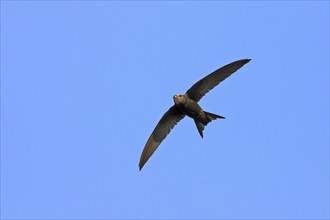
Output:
top-left (1, 1), bottom-right (329, 219)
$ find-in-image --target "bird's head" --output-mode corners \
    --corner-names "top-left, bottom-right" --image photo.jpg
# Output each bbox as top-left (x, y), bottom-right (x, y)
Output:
top-left (173, 94), bottom-right (185, 105)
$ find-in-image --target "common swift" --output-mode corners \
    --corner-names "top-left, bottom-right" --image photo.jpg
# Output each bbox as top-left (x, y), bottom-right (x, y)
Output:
top-left (139, 59), bottom-right (251, 170)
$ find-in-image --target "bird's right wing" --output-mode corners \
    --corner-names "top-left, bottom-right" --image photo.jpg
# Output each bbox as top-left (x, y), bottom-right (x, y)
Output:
top-left (139, 106), bottom-right (184, 170)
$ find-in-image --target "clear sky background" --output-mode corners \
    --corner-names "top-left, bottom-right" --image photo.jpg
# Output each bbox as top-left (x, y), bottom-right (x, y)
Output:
top-left (1, 1), bottom-right (329, 219)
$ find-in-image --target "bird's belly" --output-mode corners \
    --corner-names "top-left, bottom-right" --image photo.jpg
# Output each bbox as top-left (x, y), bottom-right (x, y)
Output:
top-left (181, 103), bottom-right (203, 119)
top-left (185, 110), bottom-right (201, 119)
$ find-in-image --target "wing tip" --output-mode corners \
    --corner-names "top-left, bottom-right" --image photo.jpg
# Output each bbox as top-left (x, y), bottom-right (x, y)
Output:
top-left (241, 58), bottom-right (251, 64)
top-left (234, 58), bottom-right (251, 68)
top-left (139, 159), bottom-right (145, 171)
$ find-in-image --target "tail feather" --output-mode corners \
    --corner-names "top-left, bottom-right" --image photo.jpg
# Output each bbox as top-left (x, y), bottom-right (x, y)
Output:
top-left (194, 119), bottom-right (205, 138)
top-left (204, 111), bottom-right (225, 125)
top-left (194, 111), bottom-right (225, 138)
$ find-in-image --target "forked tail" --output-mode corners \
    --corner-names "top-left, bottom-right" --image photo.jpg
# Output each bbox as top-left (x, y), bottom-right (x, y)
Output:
top-left (194, 111), bottom-right (225, 138)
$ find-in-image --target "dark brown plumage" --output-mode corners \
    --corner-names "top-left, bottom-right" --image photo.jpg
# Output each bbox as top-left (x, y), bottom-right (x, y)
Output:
top-left (139, 59), bottom-right (251, 170)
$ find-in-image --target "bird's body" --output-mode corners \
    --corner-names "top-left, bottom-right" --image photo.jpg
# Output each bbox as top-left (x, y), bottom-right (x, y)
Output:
top-left (173, 94), bottom-right (224, 137)
top-left (173, 94), bottom-right (202, 119)
top-left (139, 59), bottom-right (251, 170)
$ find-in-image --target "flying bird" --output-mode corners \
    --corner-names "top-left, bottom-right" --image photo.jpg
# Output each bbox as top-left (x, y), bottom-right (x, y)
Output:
top-left (139, 59), bottom-right (251, 170)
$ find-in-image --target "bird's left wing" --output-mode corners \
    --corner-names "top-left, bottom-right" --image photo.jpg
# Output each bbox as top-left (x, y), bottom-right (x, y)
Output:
top-left (139, 105), bottom-right (184, 170)
top-left (186, 59), bottom-right (251, 102)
